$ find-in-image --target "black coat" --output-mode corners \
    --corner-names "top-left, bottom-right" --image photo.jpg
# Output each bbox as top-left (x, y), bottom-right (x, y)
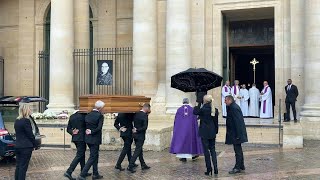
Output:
top-left (114, 113), bottom-right (134, 137)
top-left (67, 111), bottom-right (86, 142)
top-left (193, 103), bottom-right (219, 139)
top-left (14, 118), bottom-right (36, 149)
top-left (132, 111), bottom-right (148, 140)
top-left (225, 102), bottom-right (248, 145)
top-left (84, 110), bottom-right (104, 145)
top-left (285, 84), bottom-right (299, 103)
top-left (196, 91), bottom-right (207, 103)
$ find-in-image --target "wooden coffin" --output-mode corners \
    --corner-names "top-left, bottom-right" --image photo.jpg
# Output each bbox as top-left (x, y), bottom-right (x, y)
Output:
top-left (79, 95), bottom-right (151, 113)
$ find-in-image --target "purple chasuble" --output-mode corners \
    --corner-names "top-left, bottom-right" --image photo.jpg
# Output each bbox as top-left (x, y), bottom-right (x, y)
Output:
top-left (170, 105), bottom-right (203, 155)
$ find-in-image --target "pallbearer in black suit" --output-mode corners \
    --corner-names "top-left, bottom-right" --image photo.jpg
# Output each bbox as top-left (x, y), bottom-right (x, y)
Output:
top-left (14, 104), bottom-right (36, 180)
top-left (127, 104), bottom-right (151, 173)
top-left (284, 79), bottom-right (299, 122)
top-left (193, 95), bottom-right (219, 176)
top-left (64, 110), bottom-right (91, 180)
top-left (225, 95), bottom-right (248, 174)
top-left (78, 101), bottom-right (105, 180)
top-left (114, 113), bottom-right (135, 171)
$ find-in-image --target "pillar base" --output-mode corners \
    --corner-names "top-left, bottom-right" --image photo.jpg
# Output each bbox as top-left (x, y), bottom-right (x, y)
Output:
top-left (283, 122), bottom-right (303, 149)
top-left (46, 103), bottom-right (75, 114)
top-left (301, 116), bottom-right (320, 140)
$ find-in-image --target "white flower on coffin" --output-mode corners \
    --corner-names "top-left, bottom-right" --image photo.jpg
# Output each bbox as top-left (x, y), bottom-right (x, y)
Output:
top-left (43, 110), bottom-right (58, 119)
top-left (31, 112), bottom-right (44, 119)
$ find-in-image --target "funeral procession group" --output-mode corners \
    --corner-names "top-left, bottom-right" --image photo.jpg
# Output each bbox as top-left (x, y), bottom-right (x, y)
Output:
top-left (12, 67), bottom-right (298, 180)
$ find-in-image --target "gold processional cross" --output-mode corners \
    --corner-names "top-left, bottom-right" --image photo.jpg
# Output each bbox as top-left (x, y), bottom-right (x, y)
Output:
top-left (250, 58), bottom-right (259, 84)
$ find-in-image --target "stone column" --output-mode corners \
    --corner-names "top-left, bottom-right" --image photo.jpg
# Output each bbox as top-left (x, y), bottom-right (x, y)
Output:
top-left (74, 0), bottom-right (89, 49)
top-left (290, 0), bottom-right (304, 120)
top-left (132, 0), bottom-right (158, 96)
top-left (165, 0), bottom-right (191, 113)
top-left (47, 0), bottom-right (75, 113)
top-left (18, 0), bottom-right (35, 96)
top-left (300, 1), bottom-right (320, 139)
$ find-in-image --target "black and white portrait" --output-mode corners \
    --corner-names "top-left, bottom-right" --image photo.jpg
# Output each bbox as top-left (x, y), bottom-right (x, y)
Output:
top-left (96, 60), bottom-right (113, 85)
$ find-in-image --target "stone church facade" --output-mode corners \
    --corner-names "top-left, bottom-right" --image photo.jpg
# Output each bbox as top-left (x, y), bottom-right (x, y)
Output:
top-left (0, 0), bottom-right (319, 140)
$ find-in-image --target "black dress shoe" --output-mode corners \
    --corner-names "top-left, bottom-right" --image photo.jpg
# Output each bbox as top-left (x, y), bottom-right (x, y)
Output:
top-left (84, 173), bottom-right (92, 177)
top-left (141, 165), bottom-right (151, 170)
top-left (229, 168), bottom-right (241, 174)
top-left (115, 165), bottom-right (125, 171)
top-left (204, 169), bottom-right (212, 176)
top-left (192, 155), bottom-right (199, 160)
top-left (214, 165), bottom-right (218, 175)
top-left (92, 174), bottom-right (103, 179)
top-left (63, 172), bottom-right (76, 180)
top-left (179, 158), bottom-right (187, 162)
top-left (214, 169), bottom-right (218, 175)
top-left (77, 175), bottom-right (86, 180)
top-left (127, 167), bottom-right (136, 173)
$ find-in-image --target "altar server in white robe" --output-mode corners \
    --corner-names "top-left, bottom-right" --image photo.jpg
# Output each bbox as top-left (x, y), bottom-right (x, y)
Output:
top-left (248, 83), bottom-right (260, 117)
top-left (239, 84), bottom-right (249, 117)
top-left (221, 80), bottom-right (231, 117)
top-left (260, 81), bottom-right (273, 118)
top-left (231, 80), bottom-right (241, 106)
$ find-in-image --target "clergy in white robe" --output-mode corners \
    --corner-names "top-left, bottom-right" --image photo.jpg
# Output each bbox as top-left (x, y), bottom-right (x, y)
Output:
top-left (239, 84), bottom-right (249, 117)
top-left (231, 80), bottom-right (241, 106)
top-left (248, 84), bottom-right (260, 117)
top-left (260, 81), bottom-right (273, 118)
top-left (221, 81), bottom-right (231, 117)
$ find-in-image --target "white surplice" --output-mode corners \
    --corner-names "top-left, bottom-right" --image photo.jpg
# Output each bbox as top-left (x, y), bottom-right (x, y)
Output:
top-left (231, 85), bottom-right (241, 106)
top-left (221, 85), bottom-right (231, 116)
top-left (248, 86), bottom-right (260, 117)
top-left (259, 85), bottom-right (273, 118)
top-left (239, 88), bottom-right (249, 116)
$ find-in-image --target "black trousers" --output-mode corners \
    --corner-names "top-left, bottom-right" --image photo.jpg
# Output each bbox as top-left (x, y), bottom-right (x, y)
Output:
top-left (15, 147), bottom-right (33, 180)
top-left (66, 141), bottom-right (86, 174)
top-left (80, 144), bottom-right (99, 177)
top-left (286, 101), bottom-right (297, 120)
top-left (116, 136), bottom-right (133, 166)
top-left (128, 138), bottom-right (146, 168)
top-left (201, 138), bottom-right (217, 171)
top-left (233, 144), bottom-right (244, 169)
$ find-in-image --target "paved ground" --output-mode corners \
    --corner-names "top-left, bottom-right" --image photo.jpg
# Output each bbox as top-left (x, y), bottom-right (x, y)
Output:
top-left (1, 141), bottom-right (320, 180)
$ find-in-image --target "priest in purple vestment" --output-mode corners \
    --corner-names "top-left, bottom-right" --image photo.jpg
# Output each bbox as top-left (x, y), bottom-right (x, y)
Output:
top-left (170, 98), bottom-right (203, 162)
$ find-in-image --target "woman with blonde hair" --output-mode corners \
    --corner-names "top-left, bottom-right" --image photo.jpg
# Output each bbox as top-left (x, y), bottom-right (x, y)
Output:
top-left (14, 103), bottom-right (36, 180)
top-left (193, 95), bottom-right (219, 176)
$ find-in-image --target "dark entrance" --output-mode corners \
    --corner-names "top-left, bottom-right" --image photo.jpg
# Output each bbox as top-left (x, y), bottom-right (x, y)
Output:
top-left (224, 18), bottom-right (275, 113)
top-left (229, 46), bottom-right (275, 93)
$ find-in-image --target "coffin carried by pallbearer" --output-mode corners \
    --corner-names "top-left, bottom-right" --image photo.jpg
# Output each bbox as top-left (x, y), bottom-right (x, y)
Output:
top-left (79, 95), bottom-right (151, 113)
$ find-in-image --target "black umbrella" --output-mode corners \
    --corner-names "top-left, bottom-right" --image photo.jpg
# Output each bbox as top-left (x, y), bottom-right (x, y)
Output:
top-left (171, 68), bottom-right (223, 92)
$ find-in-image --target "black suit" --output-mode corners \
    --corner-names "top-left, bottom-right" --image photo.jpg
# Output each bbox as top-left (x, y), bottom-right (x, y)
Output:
top-left (193, 103), bottom-right (219, 171)
top-left (114, 113), bottom-right (134, 166)
top-left (66, 111), bottom-right (87, 175)
top-left (80, 110), bottom-right (104, 177)
top-left (226, 102), bottom-right (248, 170)
top-left (128, 111), bottom-right (148, 168)
top-left (14, 118), bottom-right (36, 180)
top-left (285, 84), bottom-right (299, 120)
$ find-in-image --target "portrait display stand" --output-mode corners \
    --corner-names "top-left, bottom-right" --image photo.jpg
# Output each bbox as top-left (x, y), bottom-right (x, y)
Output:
top-left (79, 95), bottom-right (151, 113)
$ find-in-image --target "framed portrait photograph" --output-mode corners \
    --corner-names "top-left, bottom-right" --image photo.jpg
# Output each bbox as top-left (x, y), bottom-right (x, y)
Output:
top-left (96, 60), bottom-right (113, 85)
